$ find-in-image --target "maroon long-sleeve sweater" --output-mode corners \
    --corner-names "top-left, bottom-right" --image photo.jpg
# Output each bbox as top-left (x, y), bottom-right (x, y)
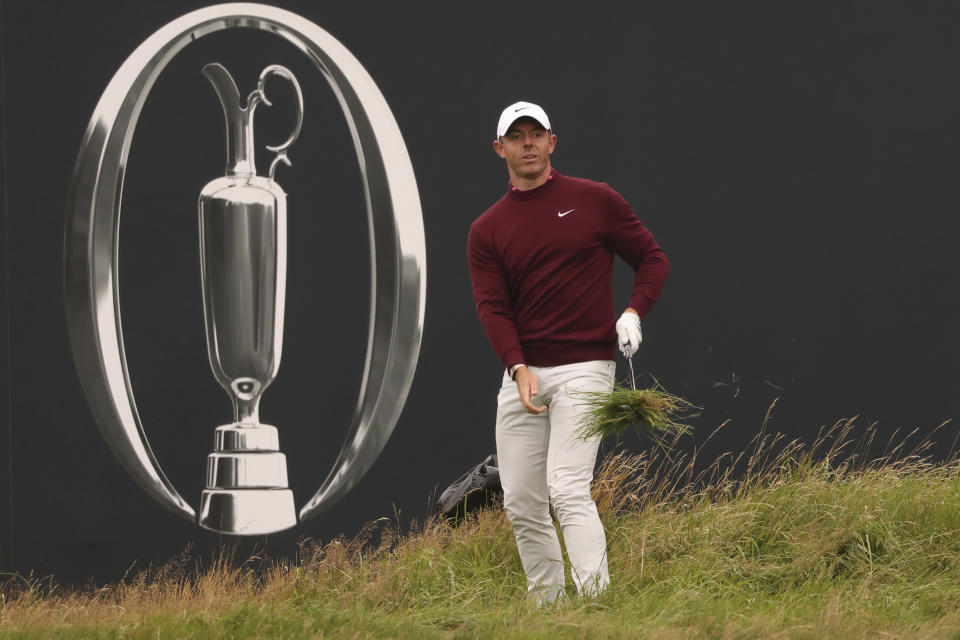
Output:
top-left (467, 170), bottom-right (669, 368)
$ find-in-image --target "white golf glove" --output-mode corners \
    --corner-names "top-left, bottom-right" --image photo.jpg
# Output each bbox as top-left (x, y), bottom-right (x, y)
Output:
top-left (616, 311), bottom-right (642, 356)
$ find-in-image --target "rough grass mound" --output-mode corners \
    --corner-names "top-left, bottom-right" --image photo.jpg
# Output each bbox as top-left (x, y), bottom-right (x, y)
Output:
top-left (2, 416), bottom-right (959, 639)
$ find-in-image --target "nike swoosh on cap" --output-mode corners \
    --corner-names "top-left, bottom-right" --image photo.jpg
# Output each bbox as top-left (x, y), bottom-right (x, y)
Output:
top-left (515, 107), bottom-right (529, 112)
top-left (558, 209), bottom-right (575, 217)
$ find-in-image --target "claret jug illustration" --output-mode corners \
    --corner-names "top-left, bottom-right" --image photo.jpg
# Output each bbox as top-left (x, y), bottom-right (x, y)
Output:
top-left (197, 62), bottom-right (304, 534)
top-left (65, 5), bottom-right (426, 537)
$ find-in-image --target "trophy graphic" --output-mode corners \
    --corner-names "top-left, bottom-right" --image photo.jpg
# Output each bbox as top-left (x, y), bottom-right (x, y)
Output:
top-left (196, 63), bottom-right (303, 534)
top-left (65, 4), bottom-right (426, 536)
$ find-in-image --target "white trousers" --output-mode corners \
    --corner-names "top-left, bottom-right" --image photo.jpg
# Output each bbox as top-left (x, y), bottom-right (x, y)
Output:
top-left (495, 359), bottom-right (615, 603)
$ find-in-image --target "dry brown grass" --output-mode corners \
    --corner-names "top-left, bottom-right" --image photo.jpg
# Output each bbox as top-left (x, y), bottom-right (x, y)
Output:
top-left (1, 413), bottom-right (957, 639)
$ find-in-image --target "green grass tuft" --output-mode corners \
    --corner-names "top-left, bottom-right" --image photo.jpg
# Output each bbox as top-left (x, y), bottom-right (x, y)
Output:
top-left (575, 382), bottom-right (696, 445)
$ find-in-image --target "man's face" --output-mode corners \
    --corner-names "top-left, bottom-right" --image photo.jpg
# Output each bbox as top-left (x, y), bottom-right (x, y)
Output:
top-left (493, 117), bottom-right (557, 182)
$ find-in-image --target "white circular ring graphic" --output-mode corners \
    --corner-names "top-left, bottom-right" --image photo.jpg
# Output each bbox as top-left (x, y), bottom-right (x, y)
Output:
top-left (64, 3), bottom-right (426, 528)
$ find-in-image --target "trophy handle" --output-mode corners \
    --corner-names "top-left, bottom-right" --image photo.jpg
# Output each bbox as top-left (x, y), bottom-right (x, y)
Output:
top-left (65, 3), bottom-right (425, 527)
top-left (250, 65), bottom-right (304, 180)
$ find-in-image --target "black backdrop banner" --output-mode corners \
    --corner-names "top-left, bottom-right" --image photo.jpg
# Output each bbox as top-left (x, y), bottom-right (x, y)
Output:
top-left (2, 0), bottom-right (959, 584)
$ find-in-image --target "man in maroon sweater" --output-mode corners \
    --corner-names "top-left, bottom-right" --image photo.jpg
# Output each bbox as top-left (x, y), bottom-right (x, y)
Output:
top-left (467, 101), bottom-right (669, 603)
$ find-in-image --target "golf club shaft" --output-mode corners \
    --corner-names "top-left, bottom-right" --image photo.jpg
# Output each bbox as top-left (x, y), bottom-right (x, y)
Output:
top-left (625, 347), bottom-right (637, 391)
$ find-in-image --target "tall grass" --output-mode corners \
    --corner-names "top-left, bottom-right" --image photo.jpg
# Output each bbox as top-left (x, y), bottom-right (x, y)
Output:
top-left (3, 415), bottom-right (960, 639)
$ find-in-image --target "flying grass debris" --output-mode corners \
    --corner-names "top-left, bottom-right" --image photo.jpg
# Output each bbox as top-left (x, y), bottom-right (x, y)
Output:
top-left (577, 383), bottom-right (695, 444)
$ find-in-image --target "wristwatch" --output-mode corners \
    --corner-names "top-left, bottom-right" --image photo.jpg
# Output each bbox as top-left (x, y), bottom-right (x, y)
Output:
top-left (508, 363), bottom-right (526, 380)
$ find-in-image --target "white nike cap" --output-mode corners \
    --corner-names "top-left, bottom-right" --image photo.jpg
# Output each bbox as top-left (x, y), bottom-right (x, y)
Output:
top-left (496, 101), bottom-right (551, 138)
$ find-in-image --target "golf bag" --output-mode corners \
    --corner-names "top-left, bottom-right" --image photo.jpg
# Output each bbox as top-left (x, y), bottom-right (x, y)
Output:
top-left (436, 454), bottom-right (502, 522)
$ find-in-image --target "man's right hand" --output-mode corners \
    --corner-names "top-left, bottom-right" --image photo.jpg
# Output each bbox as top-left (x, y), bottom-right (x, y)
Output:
top-left (515, 367), bottom-right (547, 415)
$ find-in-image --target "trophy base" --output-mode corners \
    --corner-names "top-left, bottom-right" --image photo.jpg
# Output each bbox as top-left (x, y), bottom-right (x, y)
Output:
top-left (215, 423), bottom-right (279, 451)
top-left (206, 451), bottom-right (289, 488)
top-left (198, 488), bottom-right (296, 535)
top-left (200, 421), bottom-right (295, 535)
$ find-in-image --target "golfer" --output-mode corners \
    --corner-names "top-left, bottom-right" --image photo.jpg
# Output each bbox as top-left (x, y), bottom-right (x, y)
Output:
top-left (467, 101), bottom-right (669, 603)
